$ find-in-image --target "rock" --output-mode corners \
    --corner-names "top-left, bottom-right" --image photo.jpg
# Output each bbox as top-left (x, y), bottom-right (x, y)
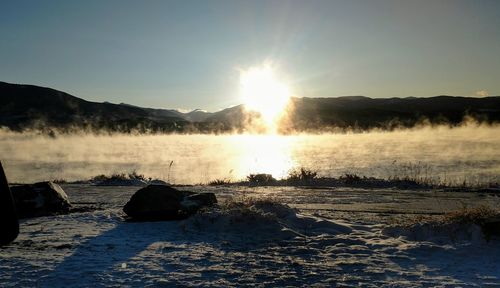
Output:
top-left (181, 193), bottom-right (218, 213)
top-left (10, 182), bottom-right (71, 219)
top-left (149, 179), bottom-right (169, 185)
top-left (187, 192), bottom-right (217, 205)
top-left (123, 185), bottom-right (217, 221)
top-left (482, 217), bottom-right (500, 239)
top-left (0, 161), bottom-right (19, 245)
top-left (123, 185), bottom-right (189, 220)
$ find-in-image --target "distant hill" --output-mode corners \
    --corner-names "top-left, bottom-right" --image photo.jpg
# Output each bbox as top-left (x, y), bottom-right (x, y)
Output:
top-left (0, 82), bottom-right (189, 132)
top-left (287, 96), bottom-right (500, 131)
top-left (1, 81), bottom-right (499, 133)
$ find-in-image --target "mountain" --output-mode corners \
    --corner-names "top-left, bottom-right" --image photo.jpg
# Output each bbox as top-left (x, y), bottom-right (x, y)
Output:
top-left (1, 81), bottom-right (500, 133)
top-left (287, 96), bottom-right (500, 131)
top-left (184, 109), bottom-right (212, 122)
top-left (0, 81), bottom-right (190, 132)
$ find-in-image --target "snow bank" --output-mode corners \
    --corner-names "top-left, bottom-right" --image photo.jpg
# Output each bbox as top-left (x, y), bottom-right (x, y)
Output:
top-left (181, 200), bottom-right (352, 245)
top-left (383, 222), bottom-right (486, 245)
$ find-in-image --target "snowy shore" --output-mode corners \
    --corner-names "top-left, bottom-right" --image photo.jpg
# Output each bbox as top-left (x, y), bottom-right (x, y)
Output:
top-left (1, 185), bottom-right (499, 287)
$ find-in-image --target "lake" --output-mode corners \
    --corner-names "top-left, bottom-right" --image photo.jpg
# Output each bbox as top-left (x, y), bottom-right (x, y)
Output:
top-left (1, 124), bottom-right (499, 185)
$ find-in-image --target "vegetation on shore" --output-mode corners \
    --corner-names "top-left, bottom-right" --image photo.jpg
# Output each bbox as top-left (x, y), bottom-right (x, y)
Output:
top-left (208, 163), bottom-right (500, 191)
top-left (208, 165), bottom-right (499, 191)
top-left (50, 163), bottom-right (499, 191)
top-left (53, 170), bottom-right (164, 185)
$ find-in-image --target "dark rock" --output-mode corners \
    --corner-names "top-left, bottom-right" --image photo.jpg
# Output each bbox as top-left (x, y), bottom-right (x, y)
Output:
top-left (0, 161), bottom-right (19, 246)
top-left (186, 193), bottom-right (217, 206)
top-left (149, 179), bottom-right (169, 185)
top-left (10, 182), bottom-right (71, 219)
top-left (181, 193), bottom-right (218, 213)
top-left (123, 185), bottom-right (190, 220)
top-left (123, 185), bottom-right (217, 221)
top-left (482, 217), bottom-right (500, 239)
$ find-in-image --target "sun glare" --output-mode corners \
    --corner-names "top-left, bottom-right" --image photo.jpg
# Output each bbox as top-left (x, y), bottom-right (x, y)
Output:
top-left (239, 64), bottom-right (291, 131)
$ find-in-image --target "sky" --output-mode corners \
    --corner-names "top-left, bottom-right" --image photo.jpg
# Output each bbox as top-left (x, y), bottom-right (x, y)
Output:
top-left (1, 0), bottom-right (500, 111)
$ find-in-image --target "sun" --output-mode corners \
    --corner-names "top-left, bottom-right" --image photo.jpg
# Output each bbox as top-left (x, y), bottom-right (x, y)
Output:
top-left (239, 64), bottom-right (291, 131)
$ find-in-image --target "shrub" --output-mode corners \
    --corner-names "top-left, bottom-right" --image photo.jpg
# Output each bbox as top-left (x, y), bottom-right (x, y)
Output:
top-left (247, 173), bottom-right (276, 185)
top-left (287, 168), bottom-right (318, 183)
top-left (127, 170), bottom-right (148, 181)
top-left (90, 170), bottom-right (148, 182)
top-left (339, 173), bottom-right (361, 183)
top-left (208, 178), bottom-right (232, 185)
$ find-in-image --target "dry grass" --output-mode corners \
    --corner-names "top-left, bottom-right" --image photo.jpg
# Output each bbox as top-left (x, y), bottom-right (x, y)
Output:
top-left (286, 168), bottom-right (318, 183)
top-left (442, 205), bottom-right (498, 225)
top-left (91, 170), bottom-right (149, 182)
top-left (208, 178), bottom-right (232, 186)
top-left (401, 205), bottom-right (500, 227)
top-left (191, 195), bottom-right (291, 228)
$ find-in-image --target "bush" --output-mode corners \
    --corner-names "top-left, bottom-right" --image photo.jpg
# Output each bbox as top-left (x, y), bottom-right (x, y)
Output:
top-left (247, 173), bottom-right (276, 185)
top-left (208, 178), bottom-right (232, 185)
top-left (90, 170), bottom-right (148, 182)
top-left (127, 170), bottom-right (148, 181)
top-left (287, 168), bottom-right (318, 183)
top-left (339, 173), bottom-right (361, 183)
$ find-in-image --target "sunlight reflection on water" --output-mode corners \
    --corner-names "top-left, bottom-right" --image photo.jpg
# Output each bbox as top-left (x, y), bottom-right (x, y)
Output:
top-left (1, 125), bottom-right (500, 184)
top-left (230, 135), bottom-right (296, 179)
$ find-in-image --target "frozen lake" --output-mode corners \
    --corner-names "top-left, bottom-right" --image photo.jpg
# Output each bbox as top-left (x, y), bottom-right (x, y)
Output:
top-left (1, 124), bottom-right (500, 185)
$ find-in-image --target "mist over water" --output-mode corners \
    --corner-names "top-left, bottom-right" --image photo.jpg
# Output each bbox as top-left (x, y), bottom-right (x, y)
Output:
top-left (1, 124), bottom-right (499, 185)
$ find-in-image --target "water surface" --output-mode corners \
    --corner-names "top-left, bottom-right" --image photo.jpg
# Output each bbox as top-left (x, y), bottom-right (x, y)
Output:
top-left (1, 125), bottom-right (499, 184)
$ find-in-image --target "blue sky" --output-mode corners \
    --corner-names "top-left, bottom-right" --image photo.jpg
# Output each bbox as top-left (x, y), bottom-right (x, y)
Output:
top-left (1, 0), bottom-right (499, 111)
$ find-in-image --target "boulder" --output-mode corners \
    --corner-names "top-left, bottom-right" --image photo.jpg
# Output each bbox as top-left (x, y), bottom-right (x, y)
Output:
top-left (181, 193), bottom-right (218, 213)
top-left (10, 182), bottom-right (71, 219)
top-left (123, 185), bottom-right (217, 221)
top-left (0, 161), bottom-right (19, 245)
top-left (482, 217), bottom-right (500, 239)
top-left (185, 193), bottom-right (217, 206)
top-left (149, 179), bottom-right (169, 185)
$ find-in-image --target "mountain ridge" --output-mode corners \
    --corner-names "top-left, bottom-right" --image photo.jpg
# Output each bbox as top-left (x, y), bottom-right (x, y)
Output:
top-left (1, 81), bottom-right (499, 133)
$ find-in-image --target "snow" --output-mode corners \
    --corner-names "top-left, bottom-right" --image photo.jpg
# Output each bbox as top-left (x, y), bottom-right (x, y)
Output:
top-left (1, 185), bottom-right (499, 287)
top-left (383, 222), bottom-right (486, 245)
top-left (182, 200), bottom-right (352, 246)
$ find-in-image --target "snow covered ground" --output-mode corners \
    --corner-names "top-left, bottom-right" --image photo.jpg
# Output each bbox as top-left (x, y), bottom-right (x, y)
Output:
top-left (1, 185), bottom-right (500, 287)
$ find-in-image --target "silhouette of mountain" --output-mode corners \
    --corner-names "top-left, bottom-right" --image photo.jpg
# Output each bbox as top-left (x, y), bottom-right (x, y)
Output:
top-left (184, 109), bottom-right (212, 122)
top-left (0, 82), bottom-right (189, 132)
top-left (1, 81), bottom-right (499, 133)
top-left (287, 96), bottom-right (500, 130)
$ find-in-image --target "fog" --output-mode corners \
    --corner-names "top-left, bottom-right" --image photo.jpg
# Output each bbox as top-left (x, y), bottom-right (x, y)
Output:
top-left (1, 123), bottom-right (499, 185)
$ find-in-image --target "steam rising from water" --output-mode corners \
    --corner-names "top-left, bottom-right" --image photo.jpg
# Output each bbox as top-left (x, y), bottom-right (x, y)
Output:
top-left (0, 124), bottom-right (499, 185)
